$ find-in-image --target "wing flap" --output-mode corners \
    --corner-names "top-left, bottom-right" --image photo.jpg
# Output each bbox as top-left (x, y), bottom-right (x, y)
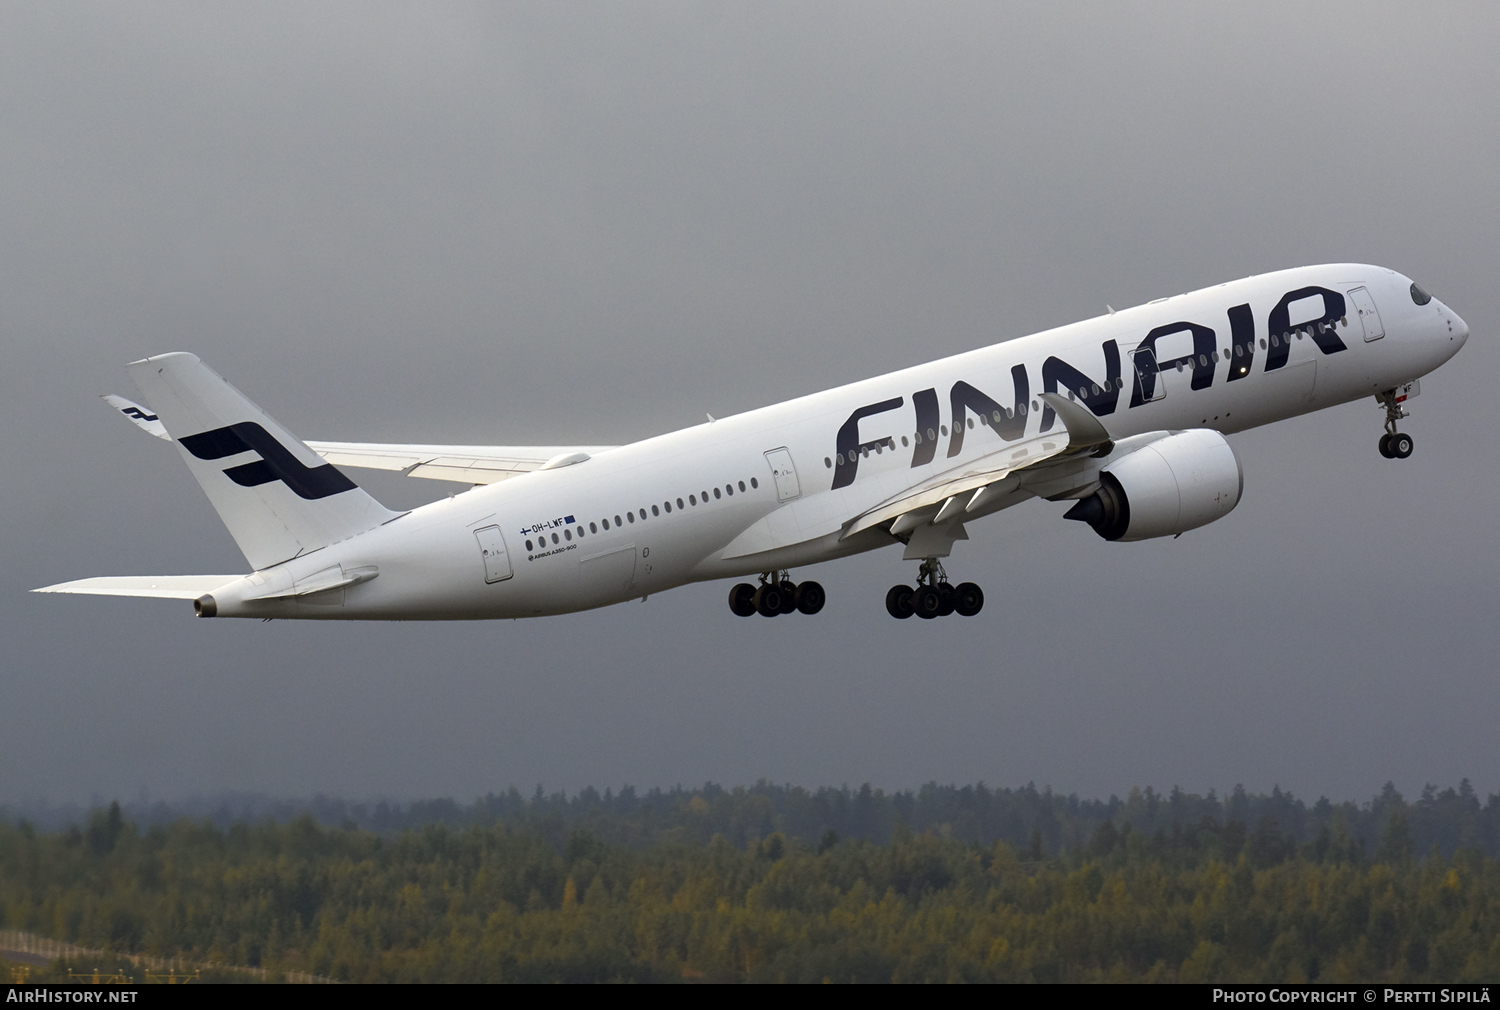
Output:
top-left (32, 576), bottom-right (243, 600)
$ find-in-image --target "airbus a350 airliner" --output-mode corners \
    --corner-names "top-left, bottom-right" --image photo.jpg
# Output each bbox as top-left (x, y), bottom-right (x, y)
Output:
top-left (36, 264), bottom-right (1468, 621)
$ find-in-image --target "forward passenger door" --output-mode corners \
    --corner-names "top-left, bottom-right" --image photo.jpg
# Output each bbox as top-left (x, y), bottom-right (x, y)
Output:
top-left (764, 447), bottom-right (801, 502)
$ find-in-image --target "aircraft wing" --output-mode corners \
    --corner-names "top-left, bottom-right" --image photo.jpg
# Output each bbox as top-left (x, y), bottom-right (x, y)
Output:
top-left (840, 391), bottom-right (1113, 538)
top-left (302, 441), bottom-right (620, 485)
top-left (721, 393), bottom-right (1117, 560)
top-left (103, 393), bottom-right (616, 485)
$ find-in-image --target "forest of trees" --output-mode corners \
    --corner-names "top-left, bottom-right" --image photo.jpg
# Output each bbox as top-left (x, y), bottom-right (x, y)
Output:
top-left (7, 778), bottom-right (1499, 859)
top-left (2, 782), bottom-right (1499, 982)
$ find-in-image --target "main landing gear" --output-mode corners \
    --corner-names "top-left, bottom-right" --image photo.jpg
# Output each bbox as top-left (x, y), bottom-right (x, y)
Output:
top-left (728, 571), bottom-right (826, 617)
top-left (885, 558), bottom-right (983, 620)
top-left (1376, 389), bottom-right (1414, 459)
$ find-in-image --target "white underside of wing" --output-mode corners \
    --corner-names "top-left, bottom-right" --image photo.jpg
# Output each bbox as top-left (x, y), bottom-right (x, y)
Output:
top-left (32, 576), bottom-right (244, 599)
top-left (718, 433), bottom-right (1076, 561)
top-left (719, 397), bottom-right (1120, 561)
top-left (304, 442), bottom-right (620, 484)
top-left (839, 393), bottom-right (1116, 539)
top-left (841, 431), bottom-right (1075, 539)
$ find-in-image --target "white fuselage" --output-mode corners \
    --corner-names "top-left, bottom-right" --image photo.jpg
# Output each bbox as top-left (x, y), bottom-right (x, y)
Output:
top-left (211, 264), bottom-right (1469, 620)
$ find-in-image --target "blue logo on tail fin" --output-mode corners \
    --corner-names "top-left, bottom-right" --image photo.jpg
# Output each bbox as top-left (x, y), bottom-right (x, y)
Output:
top-left (180, 422), bottom-right (357, 500)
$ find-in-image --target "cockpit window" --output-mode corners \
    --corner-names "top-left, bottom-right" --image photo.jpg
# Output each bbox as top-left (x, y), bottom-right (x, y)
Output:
top-left (1411, 282), bottom-right (1432, 306)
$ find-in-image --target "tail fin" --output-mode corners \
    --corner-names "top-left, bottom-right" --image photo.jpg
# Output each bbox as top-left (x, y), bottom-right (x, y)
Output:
top-left (128, 352), bottom-right (399, 569)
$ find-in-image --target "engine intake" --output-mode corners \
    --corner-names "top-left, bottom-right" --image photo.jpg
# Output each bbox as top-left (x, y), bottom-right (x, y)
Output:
top-left (1065, 429), bottom-right (1242, 541)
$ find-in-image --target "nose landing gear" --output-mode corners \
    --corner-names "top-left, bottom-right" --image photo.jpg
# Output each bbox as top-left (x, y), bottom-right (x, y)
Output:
top-left (1376, 390), bottom-right (1415, 459)
top-left (886, 559), bottom-right (983, 620)
top-left (1379, 432), bottom-right (1414, 459)
top-left (728, 571), bottom-right (826, 617)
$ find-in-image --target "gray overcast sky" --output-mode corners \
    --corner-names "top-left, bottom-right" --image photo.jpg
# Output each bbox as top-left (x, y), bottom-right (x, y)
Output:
top-left (3, 2), bottom-right (1498, 806)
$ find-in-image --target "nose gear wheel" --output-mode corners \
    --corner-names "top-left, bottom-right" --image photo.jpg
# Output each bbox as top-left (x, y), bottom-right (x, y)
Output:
top-left (1376, 390), bottom-right (1414, 459)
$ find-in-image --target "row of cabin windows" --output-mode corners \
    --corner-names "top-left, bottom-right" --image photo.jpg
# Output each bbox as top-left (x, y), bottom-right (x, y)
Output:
top-left (522, 478), bottom-right (760, 552)
top-left (1172, 320), bottom-right (1341, 375)
top-left (820, 319), bottom-right (1350, 467)
top-left (825, 410), bottom-right (1043, 468)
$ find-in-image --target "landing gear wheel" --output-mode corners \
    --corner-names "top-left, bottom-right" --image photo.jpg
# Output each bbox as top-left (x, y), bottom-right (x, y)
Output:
top-left (953, 582), bottom-right (984, 617)
top-left (795, 581), bottom-right (826, 615)
top-left (935, 582), bottom-right (956, 617)
top-left (728, 583), bottom-right (757, 617)
top-left (1376, 389), bottom-right (1415, 461)
top-left (777, 580), bottom-right (799, 615)
top-left (753, 583), bottom-right (785, 617)
top-left (885, 584), bottom-right (914, 619)
top-left (912, 584), bottom-right (943, 619)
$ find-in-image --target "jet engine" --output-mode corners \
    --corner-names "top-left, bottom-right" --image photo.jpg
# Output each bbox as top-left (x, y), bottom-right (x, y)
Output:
top-left (1064, 429), bottom-right (1243, 541)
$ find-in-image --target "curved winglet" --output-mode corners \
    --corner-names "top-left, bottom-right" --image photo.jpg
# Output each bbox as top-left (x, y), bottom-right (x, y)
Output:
top-left (103, 394), bottom-right (171, 440)
top-left (1038, 392), bottom-right (1113, 454)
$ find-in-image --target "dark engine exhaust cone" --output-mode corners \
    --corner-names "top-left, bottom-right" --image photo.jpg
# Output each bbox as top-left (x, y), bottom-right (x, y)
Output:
top-left (1063, 495), bottom-right (1104, 526)
top-left (1063, 473), bottom-right (1130, 541)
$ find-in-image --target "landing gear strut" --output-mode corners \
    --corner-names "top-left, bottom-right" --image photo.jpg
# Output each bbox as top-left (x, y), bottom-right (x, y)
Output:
top-left (1376, 390), bottom-right (1414, 459)
top-left (885, 558), bottom-right (983, 620)
top-left (728, 571), bottom-right (825, 617)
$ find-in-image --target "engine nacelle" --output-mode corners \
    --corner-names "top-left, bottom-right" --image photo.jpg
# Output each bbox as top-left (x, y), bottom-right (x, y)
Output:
top-left (1064, 429), bottom-right (1243, 541)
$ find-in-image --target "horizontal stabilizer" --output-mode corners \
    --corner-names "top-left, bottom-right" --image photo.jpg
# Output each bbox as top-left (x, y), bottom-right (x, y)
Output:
top-left (248, 564), bottom-right (378, 600)
top-left (32, 575), bottom-right (243, 600)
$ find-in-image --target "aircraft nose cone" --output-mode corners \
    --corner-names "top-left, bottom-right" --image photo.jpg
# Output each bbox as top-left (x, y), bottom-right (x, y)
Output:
top-left (1450, 308), bottom-right (1470, 346)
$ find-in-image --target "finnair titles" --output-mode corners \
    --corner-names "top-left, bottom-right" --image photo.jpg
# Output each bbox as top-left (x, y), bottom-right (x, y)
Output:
top-left (37, 264), bottom-right (1469, 621)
